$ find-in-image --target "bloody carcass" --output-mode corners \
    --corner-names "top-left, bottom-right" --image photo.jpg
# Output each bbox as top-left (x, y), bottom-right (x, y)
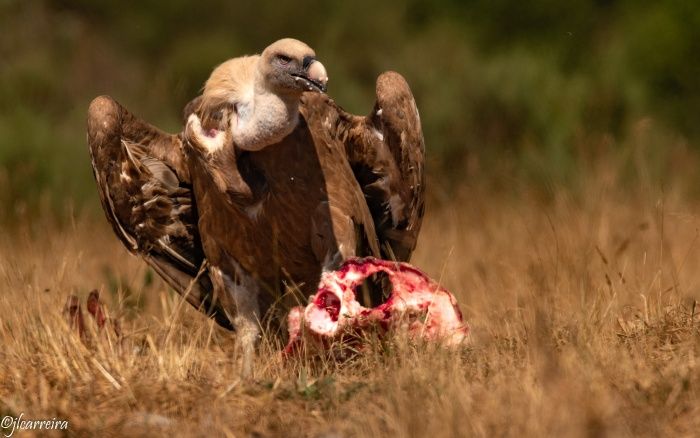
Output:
top-left (285, 257), bottom-right (469, 354)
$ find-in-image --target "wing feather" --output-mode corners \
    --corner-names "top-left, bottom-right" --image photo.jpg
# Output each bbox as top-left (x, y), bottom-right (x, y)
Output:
top-left (87, 95), bottom-right (233, 330)
top-left (300, 71), bottom-right (425, 262)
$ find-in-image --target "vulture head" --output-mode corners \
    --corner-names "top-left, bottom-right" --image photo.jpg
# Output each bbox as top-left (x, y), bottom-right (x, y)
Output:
top-left (258, 38), bottom-right (328, 95)
top-left (195, 38), bottom-right (329, 151)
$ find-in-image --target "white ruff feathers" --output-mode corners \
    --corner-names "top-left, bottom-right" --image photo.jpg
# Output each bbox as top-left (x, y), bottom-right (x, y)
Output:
top-left (186, 114), bottom-right (226, 154)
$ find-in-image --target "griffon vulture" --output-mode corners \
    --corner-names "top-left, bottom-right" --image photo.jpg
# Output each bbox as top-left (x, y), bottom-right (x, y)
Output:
top-left (87, 38), bottom-right (425, 376)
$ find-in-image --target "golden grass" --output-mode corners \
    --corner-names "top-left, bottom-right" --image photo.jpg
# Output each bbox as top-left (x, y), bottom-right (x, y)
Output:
top-left (1, 172), bottom-right (699, 437)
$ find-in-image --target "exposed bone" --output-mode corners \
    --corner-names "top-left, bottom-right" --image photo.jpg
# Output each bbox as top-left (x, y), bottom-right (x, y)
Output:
top-left (285, 257), bottom-right (469, 355)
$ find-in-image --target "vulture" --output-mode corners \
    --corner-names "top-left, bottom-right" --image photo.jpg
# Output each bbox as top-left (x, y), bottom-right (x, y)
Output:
top-left (87, 38), bottom-right (425, 376)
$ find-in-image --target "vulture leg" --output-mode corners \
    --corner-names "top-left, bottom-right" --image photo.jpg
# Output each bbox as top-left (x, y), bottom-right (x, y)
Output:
top-left (184, 112), bottom-right (262, 377)
top-left (209, 265), bottom-right (261, 378)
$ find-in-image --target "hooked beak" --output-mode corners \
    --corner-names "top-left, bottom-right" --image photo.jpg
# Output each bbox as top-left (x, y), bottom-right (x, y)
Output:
top-left (292, 56), bottom-right (328, 93)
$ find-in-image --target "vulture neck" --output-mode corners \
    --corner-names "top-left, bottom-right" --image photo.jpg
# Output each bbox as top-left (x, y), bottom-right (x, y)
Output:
top-left (232, 73), bottom-right (300, 151)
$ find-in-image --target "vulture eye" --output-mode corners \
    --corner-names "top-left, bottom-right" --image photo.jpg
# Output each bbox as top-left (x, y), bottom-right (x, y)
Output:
top-left (277, 54), bottom-right (292, 65)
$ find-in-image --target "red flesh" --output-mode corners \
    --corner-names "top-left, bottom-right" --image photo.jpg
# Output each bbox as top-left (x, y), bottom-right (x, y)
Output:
top-left (284, 257), bottom-right (469, 355)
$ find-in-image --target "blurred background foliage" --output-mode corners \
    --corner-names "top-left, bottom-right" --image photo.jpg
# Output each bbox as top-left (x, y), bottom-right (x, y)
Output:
top-left (1, 0), bottom-right (700, 222)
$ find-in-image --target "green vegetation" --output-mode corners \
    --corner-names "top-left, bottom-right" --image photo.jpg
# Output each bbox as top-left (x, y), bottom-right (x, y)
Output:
top-left (2, 0), bottom-right (700, 218)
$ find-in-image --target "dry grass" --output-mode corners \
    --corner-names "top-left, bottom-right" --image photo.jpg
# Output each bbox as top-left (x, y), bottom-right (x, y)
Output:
top-left (1, 171), bottom-right (700, 437)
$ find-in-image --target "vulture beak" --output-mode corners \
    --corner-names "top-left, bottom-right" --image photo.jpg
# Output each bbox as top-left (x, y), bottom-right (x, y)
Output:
top-left (292, 56), bottom-right (328, 93)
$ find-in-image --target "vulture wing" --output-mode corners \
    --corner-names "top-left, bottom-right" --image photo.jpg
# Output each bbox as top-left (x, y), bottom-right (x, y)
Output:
top-left (301, 71), bottom-right (425, 262)
top-left (87, 96), bottom-right (233, 330)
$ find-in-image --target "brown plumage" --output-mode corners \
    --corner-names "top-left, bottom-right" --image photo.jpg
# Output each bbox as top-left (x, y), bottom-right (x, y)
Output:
top-left (87, 95), bottom-right (233, 329)
top-left (87, 39), bottom-right (424, 376)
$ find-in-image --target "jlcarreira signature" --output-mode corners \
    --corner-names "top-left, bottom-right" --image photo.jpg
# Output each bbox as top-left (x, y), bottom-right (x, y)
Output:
top-left (1, 413), bottom-right (69, 437)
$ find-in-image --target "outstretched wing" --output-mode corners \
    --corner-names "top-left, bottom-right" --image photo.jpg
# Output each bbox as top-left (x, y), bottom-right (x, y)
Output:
top-left (301, 71), bottom-right (425, 262)
top-left (87, 96), bottom-right (233, 330)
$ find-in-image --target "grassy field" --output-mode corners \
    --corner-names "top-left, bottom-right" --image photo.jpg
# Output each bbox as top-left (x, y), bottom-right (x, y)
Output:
top-left (1, 165), bottom-right (699, 437)
top-left (3, 2), bottom-right (700, 436)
